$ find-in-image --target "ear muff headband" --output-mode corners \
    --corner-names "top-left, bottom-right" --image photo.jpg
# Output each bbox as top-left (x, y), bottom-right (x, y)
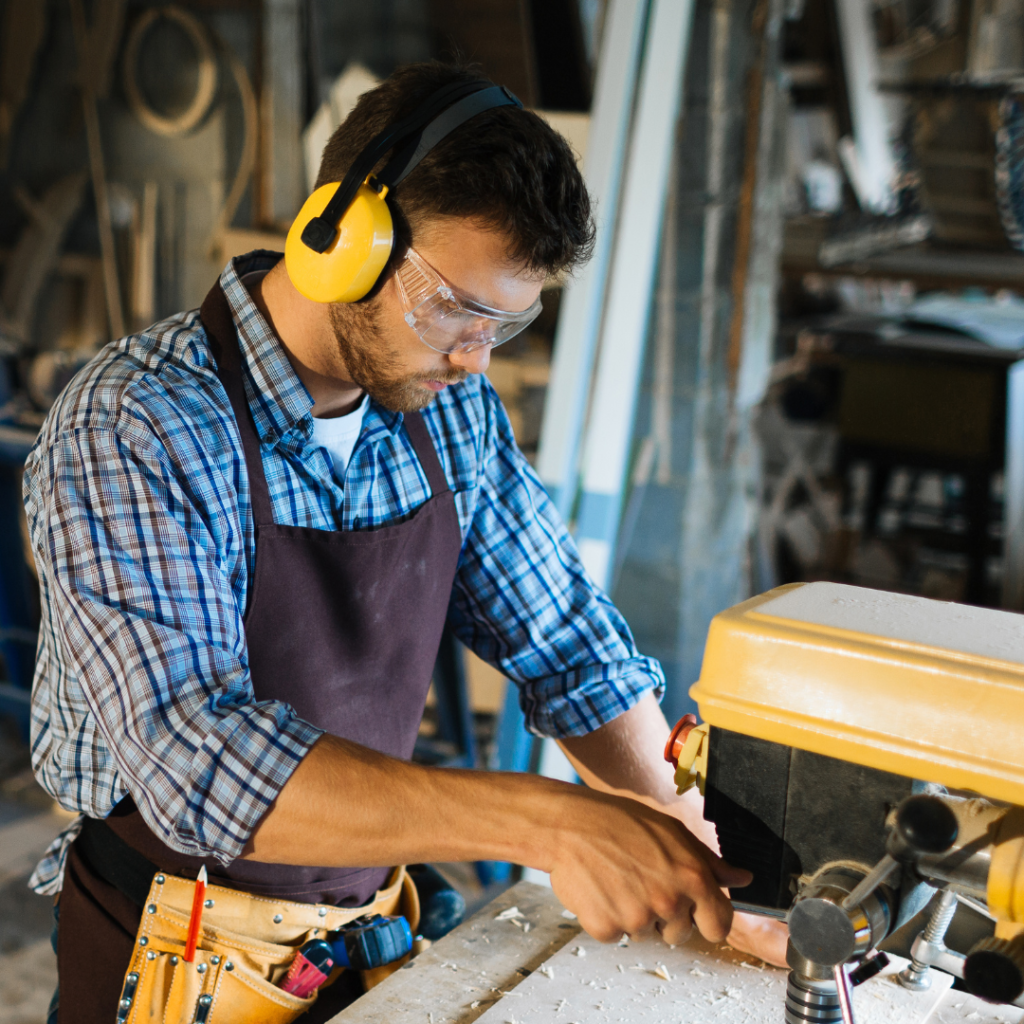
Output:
top-left (285, 82), bottom-right (522, 304)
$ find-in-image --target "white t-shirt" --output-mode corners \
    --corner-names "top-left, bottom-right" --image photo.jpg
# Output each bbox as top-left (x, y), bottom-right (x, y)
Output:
top-left (311, 393), bottom-right (369, 478)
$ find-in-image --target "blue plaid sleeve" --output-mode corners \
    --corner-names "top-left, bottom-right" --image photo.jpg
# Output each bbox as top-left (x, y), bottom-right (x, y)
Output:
top-left (33, 423), bottom-right (322, 863)
top-left (446, 380), bottom-right (665, 737)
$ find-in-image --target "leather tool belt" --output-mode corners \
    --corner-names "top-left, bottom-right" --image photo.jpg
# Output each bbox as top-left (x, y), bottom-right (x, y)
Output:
top-left (78, 821), bottom-right (419, 1024)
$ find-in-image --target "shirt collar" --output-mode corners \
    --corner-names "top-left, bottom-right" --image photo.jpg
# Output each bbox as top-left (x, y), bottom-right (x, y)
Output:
top-left (218, 251), bottom-right (312, 446)
top-left (216, 252), bottom-right (407, 446)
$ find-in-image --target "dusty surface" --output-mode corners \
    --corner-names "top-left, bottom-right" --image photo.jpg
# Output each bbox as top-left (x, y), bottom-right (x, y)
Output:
top-left (335, 882), bottom-right (580, 1023)
top-left (926, 993), bottom-right (1024, 1023)
top-left (470, 922), bottom-right (951, 1024)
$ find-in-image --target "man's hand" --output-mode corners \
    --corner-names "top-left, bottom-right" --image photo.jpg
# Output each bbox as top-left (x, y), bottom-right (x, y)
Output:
top-left (726, 910), bottom-right (789, 967)
top-left (545, 789), bottom-right (751, 946)
top-left (557, 693), bottom-right (790, 965)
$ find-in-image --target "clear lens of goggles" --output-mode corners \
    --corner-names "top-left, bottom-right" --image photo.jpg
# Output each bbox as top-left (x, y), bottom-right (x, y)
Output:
top-left (396, 249), bottom-right (542, 354)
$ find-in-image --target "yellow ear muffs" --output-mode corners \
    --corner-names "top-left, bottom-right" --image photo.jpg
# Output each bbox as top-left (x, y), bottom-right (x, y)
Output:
top-left (284, 180), bottom-right (395, 303)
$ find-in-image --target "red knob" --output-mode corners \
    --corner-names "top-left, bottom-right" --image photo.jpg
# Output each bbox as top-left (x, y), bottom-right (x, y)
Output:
top-left (664, 714), bottom-right (698, 768)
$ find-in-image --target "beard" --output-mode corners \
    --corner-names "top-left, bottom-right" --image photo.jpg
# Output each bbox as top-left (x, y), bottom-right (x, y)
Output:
top-left (328, 298), bottom-right (467, 413)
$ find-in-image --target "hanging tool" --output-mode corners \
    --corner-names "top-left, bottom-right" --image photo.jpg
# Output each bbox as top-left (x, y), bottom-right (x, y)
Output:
top-left (67, 0), bottom-right (127, 341)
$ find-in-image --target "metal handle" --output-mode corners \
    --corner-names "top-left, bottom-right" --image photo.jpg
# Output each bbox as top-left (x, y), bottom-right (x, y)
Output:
top-left (833, 963), bottom-right (858, 1024)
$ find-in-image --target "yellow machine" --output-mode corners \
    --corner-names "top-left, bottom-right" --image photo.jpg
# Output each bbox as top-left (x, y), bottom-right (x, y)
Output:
top-left (666, 581), bottom-right (1024, 1023)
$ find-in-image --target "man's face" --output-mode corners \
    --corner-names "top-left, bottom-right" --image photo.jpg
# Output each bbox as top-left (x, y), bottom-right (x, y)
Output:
top-left (328, 218), bottom-right (546, 413)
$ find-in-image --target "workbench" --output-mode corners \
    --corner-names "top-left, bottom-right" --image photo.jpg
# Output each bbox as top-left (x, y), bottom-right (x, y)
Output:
top-left (333, 881), bottom-right (1024, 1024)
top-left (333, 882), bottom-right (579, 1024)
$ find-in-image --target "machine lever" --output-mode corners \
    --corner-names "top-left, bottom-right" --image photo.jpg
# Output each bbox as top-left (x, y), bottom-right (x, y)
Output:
top-left (841, 855), bottom-right (898, 912)
top-left (833, 963), bottom-right (858, 1024)
top-left (843, 796), bottom-right (960, 913)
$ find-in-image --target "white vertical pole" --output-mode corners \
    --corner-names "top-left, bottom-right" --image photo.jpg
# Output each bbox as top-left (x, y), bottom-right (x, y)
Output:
top-left (536, 0), bottom-right (650, 518)
top-left (574, 0), bottom-right (698, 589)
top-left (833, 0), bottom-right (898, 214)
top-left (1003, 360), bottom-right (1024, 610)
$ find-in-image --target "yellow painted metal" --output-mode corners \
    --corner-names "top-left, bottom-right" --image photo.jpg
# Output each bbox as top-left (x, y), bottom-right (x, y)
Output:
top-left (285, 180), bottom-right (394, 304)
top-left (672, 722), bottom-right (710, 796)
top-left (689, 582), bottom-right (1024, 805)
top-left (990, 809), bottom-right (1024, 932)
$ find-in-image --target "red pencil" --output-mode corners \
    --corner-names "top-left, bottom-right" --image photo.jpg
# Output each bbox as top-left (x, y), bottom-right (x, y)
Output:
top-left (183, 865), bottom-right (208, 963)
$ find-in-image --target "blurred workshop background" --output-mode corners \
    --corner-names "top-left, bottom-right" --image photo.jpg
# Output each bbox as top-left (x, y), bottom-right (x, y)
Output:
top-left (1, 1), bottom-right (1024, 1018)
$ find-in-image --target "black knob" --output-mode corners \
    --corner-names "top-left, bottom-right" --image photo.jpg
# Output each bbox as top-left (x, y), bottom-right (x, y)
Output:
top-left (964, 937), bottom-right (1024, 1004)
top-left (894, 795), bottom-right (959, 856)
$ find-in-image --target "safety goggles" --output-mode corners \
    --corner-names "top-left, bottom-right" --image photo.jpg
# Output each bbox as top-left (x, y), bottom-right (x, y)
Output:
top-left (394, 247), bottom-right (543, 354)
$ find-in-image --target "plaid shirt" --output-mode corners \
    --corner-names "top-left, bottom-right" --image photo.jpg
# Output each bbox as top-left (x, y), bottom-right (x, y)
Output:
top-left (24, 252), bottom-right (664, 894)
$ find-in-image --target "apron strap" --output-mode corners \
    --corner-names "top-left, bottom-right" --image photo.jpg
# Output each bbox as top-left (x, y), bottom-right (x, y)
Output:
top-left (200, 283), bottom-right (276, 527)
top-left (403, 411), bottom-right (449, 497)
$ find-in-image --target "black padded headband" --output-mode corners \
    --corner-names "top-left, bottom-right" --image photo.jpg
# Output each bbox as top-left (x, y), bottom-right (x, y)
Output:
top-left (300, 82), bottom-right (523, 254)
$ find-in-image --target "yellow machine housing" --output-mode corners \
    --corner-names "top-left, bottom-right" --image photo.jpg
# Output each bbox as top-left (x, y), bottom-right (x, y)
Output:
top-left (689, 581), bottom-right (1024, 806)
top-left (673, 580), bottom-right (1024, 993)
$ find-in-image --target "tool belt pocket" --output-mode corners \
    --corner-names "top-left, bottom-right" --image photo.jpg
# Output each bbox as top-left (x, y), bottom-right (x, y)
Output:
top-left (117, 868), bottom-right (415, 1024)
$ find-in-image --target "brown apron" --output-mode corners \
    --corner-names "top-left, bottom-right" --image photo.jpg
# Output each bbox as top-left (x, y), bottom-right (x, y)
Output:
top-left (55, 282), bottom-right (464, 1023)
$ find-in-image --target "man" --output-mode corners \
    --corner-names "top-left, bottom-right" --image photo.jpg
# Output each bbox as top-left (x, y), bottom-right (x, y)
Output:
top-left (25, 61), bottom-right (784, 1024)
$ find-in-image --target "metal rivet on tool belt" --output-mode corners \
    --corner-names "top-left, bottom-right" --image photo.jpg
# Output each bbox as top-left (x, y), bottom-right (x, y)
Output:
top-left (318, 907), bottom-right (327, 917)
top-left (210, 955), bottom-right (220, 965)
top-left (171, 956), bottom-right (179, 965)
top-left (197, 963), bottom-right (207, 974)
top-left (156, 874), bottom-right (165, 884)
top-left (204, 899), bottom-right (214, 908)
top-left (147, 950), bottom-right (156, 960)
top-left (147, 904), bottom-right (157, 914)
top-left (273, 914), bottom-right (283, 923)
top-left (224, 962), bottom-right (233, 971)
top-left (139, 936), bottom-right (148, 946)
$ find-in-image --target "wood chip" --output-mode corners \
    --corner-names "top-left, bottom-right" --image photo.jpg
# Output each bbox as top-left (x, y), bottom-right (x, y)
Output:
top-left (496, 906), bottom-right (522, 921)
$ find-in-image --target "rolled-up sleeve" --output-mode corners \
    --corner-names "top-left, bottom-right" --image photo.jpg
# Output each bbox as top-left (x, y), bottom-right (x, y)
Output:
top-left (448, 385), bottom-right (665, 738)
top-left (33, 425), bottom-right (322, 863)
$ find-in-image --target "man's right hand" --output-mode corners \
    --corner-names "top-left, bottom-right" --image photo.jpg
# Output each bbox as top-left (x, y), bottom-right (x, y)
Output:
top-left (545, 789), bottom-right (752, 946)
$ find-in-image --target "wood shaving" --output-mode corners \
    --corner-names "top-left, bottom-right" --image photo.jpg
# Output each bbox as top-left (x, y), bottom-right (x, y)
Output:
top-left (496, 906), bottom-right (523, 920)
top-left (572, 946), bottom-right (586, 957)
top-left (653, 964), bottom-right (672, 981)
top-left (539, 966), bottom-right (554, 980)
top-left (561, 909), bottom-right (577, 920)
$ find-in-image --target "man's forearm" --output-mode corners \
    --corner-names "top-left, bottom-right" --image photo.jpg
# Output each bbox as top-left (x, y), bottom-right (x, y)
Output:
top-left (244, 726), bottom-right (750, 947)
top-left (243, 733), bottom-right (570, 869)
top-left (557, 691), bottom-right (711, 841)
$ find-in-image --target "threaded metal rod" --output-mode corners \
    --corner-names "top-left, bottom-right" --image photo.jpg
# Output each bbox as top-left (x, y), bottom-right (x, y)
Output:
top-left (922, 890), bottom-right (958, 943)
top-left (899, 889), bottom-right (958, 991)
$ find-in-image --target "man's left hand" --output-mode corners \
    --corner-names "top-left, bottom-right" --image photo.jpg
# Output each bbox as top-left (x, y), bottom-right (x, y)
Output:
top-left (725, 909), bottom-right (789, 967)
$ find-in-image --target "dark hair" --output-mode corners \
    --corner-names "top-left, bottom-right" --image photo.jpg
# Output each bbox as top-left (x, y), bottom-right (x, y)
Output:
top-left (315, 61), bottom-right (594, 277)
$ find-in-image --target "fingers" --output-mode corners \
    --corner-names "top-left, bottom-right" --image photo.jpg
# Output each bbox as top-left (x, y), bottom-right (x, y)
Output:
top-left (709, 859), bottom-right (753, 890)
top-left (658, 912), bottom-right (694, 947)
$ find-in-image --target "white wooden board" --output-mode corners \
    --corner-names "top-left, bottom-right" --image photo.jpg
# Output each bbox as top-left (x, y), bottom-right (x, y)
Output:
top-left (924, 993), bottom-right (1024, 1024)
top-left (472, 921), bottom-right (952, 1024)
